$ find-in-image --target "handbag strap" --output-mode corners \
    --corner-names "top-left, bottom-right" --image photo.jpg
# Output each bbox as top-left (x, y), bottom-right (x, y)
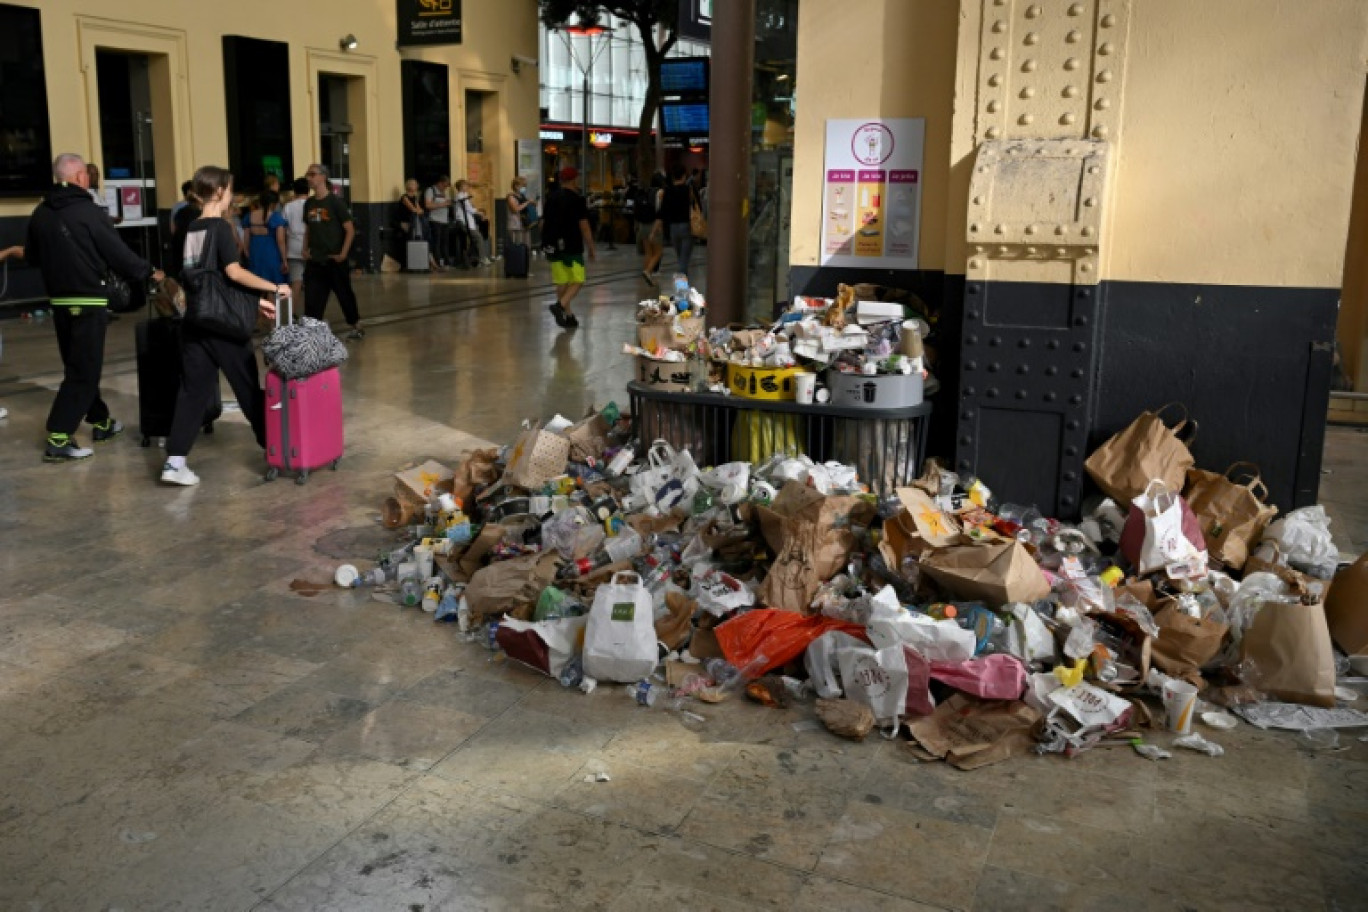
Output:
top-left (53, 208), bottom-right (112, 283)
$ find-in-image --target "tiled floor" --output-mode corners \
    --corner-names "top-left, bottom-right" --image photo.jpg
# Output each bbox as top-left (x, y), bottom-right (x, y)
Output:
top-left (0, 251), bottom-right (1365, 911)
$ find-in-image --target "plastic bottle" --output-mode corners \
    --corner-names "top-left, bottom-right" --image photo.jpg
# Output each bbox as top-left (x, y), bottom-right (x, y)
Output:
top-left (486, 620), bottom-right (501, 651)
top-left (399, 577), bottom-right (423, 608)
top-left (605, 444), bottom-right (635, 477)
top-left (435, 587), bottom-right (459, 621)
top-left (421, 580), bottom-right (441, 613)
top-left (559, 655), bottom-right (584, 688)
top-left (558, 550), bottom-right (614, 580)
top-left (673, 273), bottom-right (689, 300)
top-left (456, 595), bottom-right (472, 633)
top-left (629, 679), bottom-right (677, 709)
top-left (603, 527), bottom-right (643, 564)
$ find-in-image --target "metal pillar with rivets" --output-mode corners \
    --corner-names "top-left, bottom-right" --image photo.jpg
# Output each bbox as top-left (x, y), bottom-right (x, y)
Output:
top-left (954, 0), bottom-right (1130, 517)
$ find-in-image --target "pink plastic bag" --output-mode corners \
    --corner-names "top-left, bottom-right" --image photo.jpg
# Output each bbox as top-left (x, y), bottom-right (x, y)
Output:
top-left (901, 646), bottom-right (937, 716)
top-left (929, 654), bottom-right (1028, 701)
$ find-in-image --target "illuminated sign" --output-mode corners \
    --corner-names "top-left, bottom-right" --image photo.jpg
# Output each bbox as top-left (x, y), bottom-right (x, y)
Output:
top-left (589, 131), bottom-right (613, 148)
top-left (540, 129), bottom-right (565, 141)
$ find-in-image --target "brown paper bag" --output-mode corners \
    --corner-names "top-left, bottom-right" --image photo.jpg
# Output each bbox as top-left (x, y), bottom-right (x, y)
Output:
top-left (1150, 604), bottom-right (1228, 679)
top-left (452, 448), bottom-right (501, 502)
top-left (1241, 600), bottom-right (1337, 707)
top-left (394, 460), bottom-right (455, 508)
top-left (920, 540), bottom-right (1051, 606)
top-left (464, 552), bottom-right (559, 622)
top-left (1325, 552), bottom-right (1368, 656)
top-left (504, 428), bottom-right (571, 490)
top-left (756, 483), bottom-right (876, 613)
top-left (1084, 404), bottom-right (1197, 506)
top-left (893, 487), bottom-right (963, 549)
top-left (655, 591), bottom-right (696, 651)
top-left (565, 414), bottom-right (611, 464)
top-left (906, 694), bottom-right (1042, 770)
top-left (1183, 462), bottom-right (1278, 571)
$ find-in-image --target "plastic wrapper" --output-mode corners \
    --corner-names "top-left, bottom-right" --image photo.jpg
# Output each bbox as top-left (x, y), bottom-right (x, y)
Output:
top-left (804, 631), bottom-right (868, 698)
top-left (1261, 506), bottom-right (1339, 578)
top-left (541, 506), bottom-right (604, 560)
top-left (715, 608), bottom-right (868, 676)
top-left (1173, 733), bottom-right (1225, 756)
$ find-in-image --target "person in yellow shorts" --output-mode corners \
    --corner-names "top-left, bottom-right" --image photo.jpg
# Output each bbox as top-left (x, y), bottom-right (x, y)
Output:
top-left (540, 167), bottom-right (596, 329)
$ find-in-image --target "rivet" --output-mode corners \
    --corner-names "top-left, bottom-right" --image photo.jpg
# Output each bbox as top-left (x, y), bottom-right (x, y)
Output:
top-left (987, 363), bottom-right (1000, 373)
top-left (965, 384), bottom-right (977, 394)
top-left (986, 127), bottom-right (1001, 139)
top-left (1025, 5), bottom-right (1041, 18)
top-left (988, 74), bottom-right (1002, 87)
top-left (974, 245), bottom-right (986, 255)
top-left (987, 100), bottom-right (1001, 113)
top-left (1093, 125), bottom-right (1110, 139)
top-left (1024, 32), bottom-right (1039, 45)
top-left (1056, 224), bottom-right (1068, 235)
top-left (1066, 29), bottom-right (1081, 43)
top-left (995, 223), bottom-right (1006, 234)
top-left (1020, 338), bottom-right (1032, 348)
top-left (1097, 69), bottom-right (1113, 83)
top-left (1071, 368), bottom-right (1084, 378)
top-left (978, 166), bottom-right (990, 173)
top-left (1020, 86), bottom-right (1036, 99)
top-left (1062, 495), bottom-right (1076, 507)
top-left (1016, 390), bottom-right (1029, 400)
top-left (998, 245), bottom-right (1010, 254)
top-left (1022, 59), bottom-right (1037, 73)
top-left (1081, 226), bottom-right (1094, 237)
top-left (1045, 391), bottom-right (1058, 402)
top-left (1080, 263), bottom-right (1092, 273)
top-left (1025, 224), bottom-right (1037, 235)
top-left (1068, 2), bottom-right (1085, 15)
top-left (959, 459), bottom-right (972, 470)
top-left (1044, 364), bottom-right (1057, 374)
top-left (970, 223), bottom-right (980, 232)
top-left (992, 19), bottom-right (1006, 33)
top-left (1079, 288), bottom-right (1091, 298)
top-left (967, 335), bottom-right (979, 345)
top-left (1074, 315), bottom-right (1089, 326)
top-left (1064, 445), bottom-right (1078, 456)
top-left (973, 196), bottom-right (984, 205)
top-left (1095, 98), bottom-right (1110, 110)
top-left (1064, 57), bottom-right (1081, 71)
top-left (1101, 13), bottom-right (1116, 27)
top-left (1060, 113), bottom-right (1076, 125)
top-left (1062, 85), bottom-right (1079, 98)
top-left (1047, 339), bottom-right (1060, 350)
top-left (962, 409), bottom-right (975, 419)
top-left (986, 388), bottom-right (999, 398)
top-left (1084, 197), bottom-right (1097, 207)
top-left (965, 360), bottom-right (977, 371)
top-left (990, 336), bottom-right (1003, 347)
top-left (990, 47), bottom-right (1004, 60)
top-left (970, 258), bottom-right (983, 269)
top-left (1026, 246), bottom-right (1038, 255)
top-left (1056, 247), bottom-right (1068, 257)
top-left (1069, 394), bottom-right (1083, 405)
top-left (1017, 364), bottom-right (1030, 374)
top-left (1063, 471), bottom-right (1078, 481)
top-left (1087, 164), bottom-right (1100, 174)
top-left (1019, 114), bottom-right (1034, 125)
top-left (1099, 42), bottom-right (1114, 55)
top-left (968, 284), bottom-right (981, 294)
top-left (1067, 419), bottom-right (1081, 430)
top-left (1073, 342), bottom-right (1086, 353)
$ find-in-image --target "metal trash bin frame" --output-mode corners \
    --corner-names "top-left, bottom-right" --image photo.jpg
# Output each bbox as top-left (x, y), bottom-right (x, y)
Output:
top-left (628, 381), bottom-right (933, 497)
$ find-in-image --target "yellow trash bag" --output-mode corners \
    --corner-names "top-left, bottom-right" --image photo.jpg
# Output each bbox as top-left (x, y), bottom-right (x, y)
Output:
top-left (730, 411), bottom-right (803, 464)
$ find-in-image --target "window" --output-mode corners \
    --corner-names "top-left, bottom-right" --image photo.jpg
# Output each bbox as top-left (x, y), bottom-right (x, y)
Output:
top-left (0, 3), bottom-right (53, 196)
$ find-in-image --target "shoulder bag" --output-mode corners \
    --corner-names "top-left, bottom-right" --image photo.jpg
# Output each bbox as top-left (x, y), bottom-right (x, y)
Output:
top-left (180, 222), bottom-right (259, 342)
top-left (54, 213), bottom-right (136, 313)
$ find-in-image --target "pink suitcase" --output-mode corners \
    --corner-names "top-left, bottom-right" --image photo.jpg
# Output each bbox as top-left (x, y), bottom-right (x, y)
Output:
top-left (263, 296), bottom-right (344, 484)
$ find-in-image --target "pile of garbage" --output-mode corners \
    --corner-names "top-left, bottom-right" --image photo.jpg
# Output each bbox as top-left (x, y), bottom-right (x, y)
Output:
top-left (624, 280), bottom-right (936, 407)
top-left (334, 403), bottom-right (1368, 768)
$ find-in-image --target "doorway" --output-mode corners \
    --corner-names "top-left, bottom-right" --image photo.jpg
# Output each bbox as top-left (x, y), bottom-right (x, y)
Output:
top-left (95, 49), bottom-right (161, 265)
top-left (318, 74), bottom-right (354, 204)
top-left (464, 89), bottom-right (497, 223)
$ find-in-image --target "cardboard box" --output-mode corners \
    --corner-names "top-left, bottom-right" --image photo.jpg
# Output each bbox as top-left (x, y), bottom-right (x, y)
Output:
top-left (635, 355), bottom-right (693, 392)
top-left (727, 363), bottom-right (801, 400)
top-left (637, 314), bottom-right (705, 351)
top-left (394, 460), bottom-right (454, 507)
top-left (1326, 552), bottom-right (1368, 656)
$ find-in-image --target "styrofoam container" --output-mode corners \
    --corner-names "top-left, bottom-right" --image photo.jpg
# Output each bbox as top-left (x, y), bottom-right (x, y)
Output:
top-left (825, 370), bottom-right (924, 408)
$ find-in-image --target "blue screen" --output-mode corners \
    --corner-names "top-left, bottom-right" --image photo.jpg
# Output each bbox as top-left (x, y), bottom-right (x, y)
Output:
top-left (661, 61), bottom-right (707, 94)
top-left (662, 104), bottom-right (710, 134)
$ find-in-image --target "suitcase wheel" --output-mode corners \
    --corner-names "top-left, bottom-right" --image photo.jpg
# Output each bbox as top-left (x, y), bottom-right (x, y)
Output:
top-left (265, 467), bottom-right (279, 482)
top-left (331, 458), bottom-right (340, 471)
top-left (295, 470), bottom-right (309, 485)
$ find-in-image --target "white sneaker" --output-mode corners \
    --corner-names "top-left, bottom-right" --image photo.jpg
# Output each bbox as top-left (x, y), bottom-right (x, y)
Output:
top-left (0, 407), bottom-right (8, 420)
top-left (160, 463), bottom-right (200, 486)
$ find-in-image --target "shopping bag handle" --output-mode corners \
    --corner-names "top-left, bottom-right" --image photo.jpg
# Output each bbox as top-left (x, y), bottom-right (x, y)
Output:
top-left (610, 571), bottom-right (642, 586)
top-left (647, 439), bottom-right (676, 469)
top-left (1222, 461), bottom-right (1268, 500)
top-left (1155, 403), bottom-right (1199, 445)
top-left (1142, 478), bottom-right (1176, 512)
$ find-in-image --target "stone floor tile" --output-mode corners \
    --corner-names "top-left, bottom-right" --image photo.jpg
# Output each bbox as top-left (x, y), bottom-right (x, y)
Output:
top-left (318, 697), bottom-right (489, 770)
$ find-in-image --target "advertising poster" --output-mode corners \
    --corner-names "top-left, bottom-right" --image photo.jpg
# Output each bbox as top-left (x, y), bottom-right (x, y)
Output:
top-left (820, 118), bottom-right (924, 268)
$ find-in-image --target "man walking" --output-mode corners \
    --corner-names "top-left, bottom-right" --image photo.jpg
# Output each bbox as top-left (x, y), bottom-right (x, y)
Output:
top-left (542, 166), bottom-right (596, 329)
top-left (25, 153), bottom-right (163, 461)
top-left (302, 163), bottom-right (364, 340)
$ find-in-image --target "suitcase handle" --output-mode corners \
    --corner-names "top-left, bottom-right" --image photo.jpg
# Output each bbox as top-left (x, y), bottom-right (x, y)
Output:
top-left (274, 289), bottom-right (293, 328)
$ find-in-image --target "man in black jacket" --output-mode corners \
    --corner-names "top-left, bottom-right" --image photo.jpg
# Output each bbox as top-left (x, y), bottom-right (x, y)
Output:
top-left (25, 153), bottom-right (163, 462)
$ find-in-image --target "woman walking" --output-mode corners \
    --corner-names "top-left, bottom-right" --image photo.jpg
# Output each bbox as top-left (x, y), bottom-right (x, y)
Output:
top-left (243, 190), bottom-right (289, 285)
top-left (162, 165), bottom-right (283, 487)
top-left (651, 165), bottom-right (699, 282)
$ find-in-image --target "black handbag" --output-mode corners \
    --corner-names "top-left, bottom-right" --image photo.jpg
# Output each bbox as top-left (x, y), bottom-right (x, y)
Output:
top-left (181, 223), bottom-right (258, 342)
top-left (55, 215), bottom-right (138, 313)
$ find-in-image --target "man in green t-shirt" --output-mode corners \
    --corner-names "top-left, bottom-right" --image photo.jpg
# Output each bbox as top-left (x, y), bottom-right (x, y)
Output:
top-left (302, 163), bottom-right (364, 340)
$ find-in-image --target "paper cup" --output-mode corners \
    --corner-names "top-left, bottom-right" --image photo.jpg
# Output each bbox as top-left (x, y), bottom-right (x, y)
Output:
top-left (901, 320), bottom-right (925, 357)
top-left (794, 372), bottom-right (817, 405)
top-left (1161, 679), bottom-right (1199, 734)
top-left (414, 544), bottom-right (435, 580)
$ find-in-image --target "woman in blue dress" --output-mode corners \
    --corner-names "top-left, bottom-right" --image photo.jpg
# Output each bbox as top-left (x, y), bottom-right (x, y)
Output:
top-left (242, 190), bottom-right (289, 284)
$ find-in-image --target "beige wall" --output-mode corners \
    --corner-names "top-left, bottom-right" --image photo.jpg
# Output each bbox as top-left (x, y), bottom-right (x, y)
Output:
top-left (790, 0), bottom-right (1368, 293)
top-left (0, 0), bottom-right (540, 218)
top-left (789, 0), bottom-right (960, 271)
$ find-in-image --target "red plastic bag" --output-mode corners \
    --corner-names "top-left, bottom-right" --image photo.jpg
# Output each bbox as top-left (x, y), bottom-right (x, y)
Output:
top-left (929, 653), bottom-right (1028, 700)
top-left (716, 609), bottom-right (867, 675)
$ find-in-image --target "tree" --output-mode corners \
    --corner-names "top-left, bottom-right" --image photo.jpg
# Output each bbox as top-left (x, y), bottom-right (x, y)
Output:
top-left (540, 0), bottom-right (679, 183)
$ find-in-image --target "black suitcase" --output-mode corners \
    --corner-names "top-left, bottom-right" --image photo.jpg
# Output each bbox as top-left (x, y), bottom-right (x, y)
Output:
top-left (504, 241), bottom-right (529, 278)
top-left (135, 318), bottom-right (221, 446)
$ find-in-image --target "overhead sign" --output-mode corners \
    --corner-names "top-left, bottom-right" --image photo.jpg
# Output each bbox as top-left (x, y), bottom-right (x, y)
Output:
top-left (397, 0), bottom-right (463, 47)
top-left (540, 129), bottom-right (565, 141)
top-left (820, 118), bottom-right (925, 268)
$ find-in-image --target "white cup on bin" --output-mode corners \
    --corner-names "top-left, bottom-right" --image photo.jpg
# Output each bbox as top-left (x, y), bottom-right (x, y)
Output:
top-left (794, 372), bottom-right (817, 405)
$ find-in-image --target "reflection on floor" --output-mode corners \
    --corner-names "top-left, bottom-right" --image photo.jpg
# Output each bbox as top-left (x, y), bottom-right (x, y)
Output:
top-left (0, 250), bottom-right (1364, 911)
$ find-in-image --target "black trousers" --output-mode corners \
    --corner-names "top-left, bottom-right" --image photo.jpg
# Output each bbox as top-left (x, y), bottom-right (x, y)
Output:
top-left (46, 305), bottom-right (110, 437)
top-left (429, 221), bottom-right (452, 265)
top-left (303, 260), bottom-right (360, 326)
top-left (166, 325), bottom-right (266, 458)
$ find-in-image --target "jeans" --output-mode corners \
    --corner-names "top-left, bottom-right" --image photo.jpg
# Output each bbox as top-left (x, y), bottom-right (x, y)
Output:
top-left (668, 222), bottom-right (694, 280)
top-left (46, 305), bottom-right (110, 436)
top-left (303, 260), bottom-right (361, 326)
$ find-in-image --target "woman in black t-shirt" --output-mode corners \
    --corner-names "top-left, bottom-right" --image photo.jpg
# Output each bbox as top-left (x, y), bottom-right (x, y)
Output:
top-left (162, 165), bottom-right (285, 487)
top-left (651, 165), bottom-right (698, 281)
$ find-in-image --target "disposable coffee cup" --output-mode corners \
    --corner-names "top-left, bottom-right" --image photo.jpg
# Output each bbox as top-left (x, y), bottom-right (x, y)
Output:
top-left (414, 544), bottom-right (435, 580)
top-left (901, 320), bottom-right (925, 357)
top-left (794, 372), bottom-right (817, 405)
top-left (1161, 679), bottom-right (1199, 734)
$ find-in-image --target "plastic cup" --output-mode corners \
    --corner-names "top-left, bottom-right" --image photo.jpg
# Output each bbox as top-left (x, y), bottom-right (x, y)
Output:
top-left (794, 372), bottom-right (817, 405)
top-left (414, 544), bottom-right (435, 580)
top-left (1161, 679), bottom-right (1199, 734)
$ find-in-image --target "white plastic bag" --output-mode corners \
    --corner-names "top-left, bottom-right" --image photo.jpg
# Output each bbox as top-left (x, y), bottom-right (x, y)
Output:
top-left (583, 572), bottom-right (658, 683)
top-left (701, 462), bottom-right (751, 504)
top-left (804, 631), bottom-right (867, 699)
top-left (1004, 602), bottom-right (1057, 664)
top-left (865, 588), bottom-right (976, 663)
top-left (1262, 506), bottom-right (1338, 578)
top-left (837, 644), bottom-right (910, 737)
top-left (692, 567), bottom-right (755, 616)
top-left (1128, 479), bottom-right (1206, 575)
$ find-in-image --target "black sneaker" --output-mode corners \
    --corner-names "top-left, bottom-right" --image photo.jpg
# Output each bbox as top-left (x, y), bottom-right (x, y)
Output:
top-left (91, 418), bottom-right (124, 443)
top-left (565, 311), bottom-right (580, 328)
top-left (44, 437), bottom-right (93, 463)
top-left (642, 271), bottom-right (657, 288)
top-left (549, 303), bottom-right (569, 327)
